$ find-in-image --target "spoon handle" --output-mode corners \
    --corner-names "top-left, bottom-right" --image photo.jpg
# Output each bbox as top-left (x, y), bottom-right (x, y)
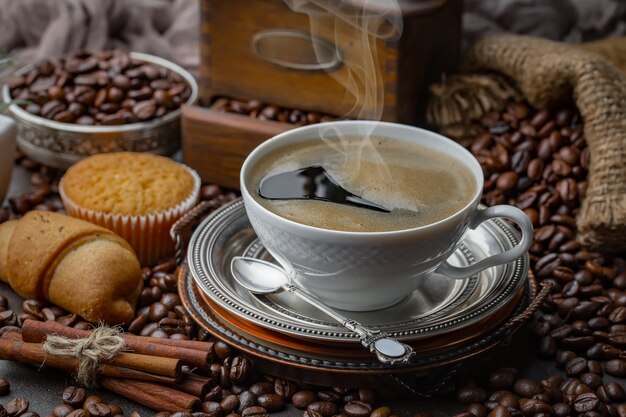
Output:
top-left (283, 284), bottom-right (415, 365)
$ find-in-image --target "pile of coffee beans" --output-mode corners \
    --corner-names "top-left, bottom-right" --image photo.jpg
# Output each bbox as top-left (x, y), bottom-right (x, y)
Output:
top-left (6, 50), bottom-right (192, 125)
top-left (440, 102), bottom-right (626, 417)
top-left (211, 97), bottom-right (336, 126)
top-left (0, 384), bottom-right (145, 417)
top-left (451, 367), bottom-right (626, 417)
top-left (459, 102), bottom-right (625, 367)
top-left (58, 386), bottom-right (142, 417)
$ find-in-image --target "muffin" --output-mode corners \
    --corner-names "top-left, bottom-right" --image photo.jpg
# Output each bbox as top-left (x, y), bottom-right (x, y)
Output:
top-left (59, 152), bottom-right (200, 265)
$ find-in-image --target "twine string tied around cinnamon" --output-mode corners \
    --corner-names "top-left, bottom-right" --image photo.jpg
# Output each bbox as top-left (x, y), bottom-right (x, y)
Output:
top-left (43, 325), bottom-right (127, 387)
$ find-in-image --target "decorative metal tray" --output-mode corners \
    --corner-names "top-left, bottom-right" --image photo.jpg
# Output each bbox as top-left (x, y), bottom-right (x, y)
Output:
top-left (179, 261), bottom-right (535, 379)
top-left (186, 199), bottom-right (529, 342)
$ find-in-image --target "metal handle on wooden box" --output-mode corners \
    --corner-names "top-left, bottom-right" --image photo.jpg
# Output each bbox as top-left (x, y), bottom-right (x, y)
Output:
top-left (251, 29), bottom-right (343, 71)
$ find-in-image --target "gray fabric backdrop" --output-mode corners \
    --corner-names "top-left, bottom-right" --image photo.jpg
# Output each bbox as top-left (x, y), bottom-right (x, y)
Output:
top-left (0, 0), bottom-right (624, 75)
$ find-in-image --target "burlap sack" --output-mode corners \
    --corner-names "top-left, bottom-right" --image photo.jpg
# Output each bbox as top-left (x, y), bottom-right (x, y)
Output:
top-left (579, 37), bottom-right (626, 75)
top-left (462, 34), bottom-right (626, 252)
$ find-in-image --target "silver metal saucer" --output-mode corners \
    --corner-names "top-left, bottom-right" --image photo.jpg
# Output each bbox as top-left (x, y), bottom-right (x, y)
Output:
top-left (187, 199), bottom-right (529, 342)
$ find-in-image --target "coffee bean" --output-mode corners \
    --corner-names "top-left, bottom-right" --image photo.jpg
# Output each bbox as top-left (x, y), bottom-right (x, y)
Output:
top-left (574, 392), bottom-right (600, 413)
top-left (580, 373), bottom-right (603, 389)
top-left (605, 359), bottom-right (626, 376)
top-left (230, 356), bottom-right (252, 384)
top-left (241, 406), bottom-right (268, 417)
top-left (520, 398), bottom-right (553, 415)
top-left (343, 401), bottom-right (372, 417)
top-left (200, 401), bottom-right (223, 416)
top-left (496, 172), bottom-right (518, 191)
top-left (66, 410), bottom-right (87, 417)
top-left (0, 309), bottom-right (17, 327)
top-left (493, 393), bottom-right (518, 409)
top-left (273, 379), bottom-right (296, 401)
top-left (158, 317), bottom-right (183, 335)
top-left (128, 314), bottom-right (148, 334)
top-left (214, 340), bottom-right (233, 360)
top-left (220, 395), bottom-right (240, 414)
top-left (62, 386), bottom-right (86, 408)
top-left (307, 401), bottom-right (337, 417)
top-left (551, 325), bottom-right (573, 340)
top-left (219, 363), bottom-right (231, 388)
top-left (237, 391), bottom-right (257, 413)
top-left (53, 406), bottom-right (74, 417)
top-left (83, 395), bottom-right (103, 410)
top-left (256, 394), bottom-right (283, 412)
top-left (456, 386), bottom-right (487, 404)
top-left (553, 402), bottom-right (571, 417)
top-left (6, 398), bottom-right (29, 417)
top-left (562, 336), bottom-right (595, 350)
top-left (149, 302), bottom-right (168, 322)
top-left (609, 307), bottom-right (626, 323)
top-left (132, 99), bottom-right (157, 120)
top-left (86, 403), bottom-right (111, 417)
top-left (513, 378), bottom-right (541, 397)
top-left (603, 382), bottom-right (626, 402)
top-left (161, 293), bottom-right (181, 310)
top-left (291, 391), bottom-right (317, 409)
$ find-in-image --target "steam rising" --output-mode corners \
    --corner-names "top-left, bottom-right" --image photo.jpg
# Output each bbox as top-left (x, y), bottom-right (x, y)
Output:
top-left (283, 0), bottom-right (408, 209)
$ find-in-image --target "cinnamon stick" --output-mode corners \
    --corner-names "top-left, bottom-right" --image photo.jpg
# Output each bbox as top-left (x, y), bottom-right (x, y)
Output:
top-left (100, 378), bottom-right (200, 412)
top-left (124, 333), bottom-right (214, 355)
top-left (168, 374), bottom-right (214, 397)
top-left (22, 320), bottom-right (212, 368)
top-left (0, 337), bottom-right (177, 383)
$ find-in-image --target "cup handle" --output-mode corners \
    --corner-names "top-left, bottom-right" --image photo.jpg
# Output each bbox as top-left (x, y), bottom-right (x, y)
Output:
top-left (435, 205), bottom-right (533, 280)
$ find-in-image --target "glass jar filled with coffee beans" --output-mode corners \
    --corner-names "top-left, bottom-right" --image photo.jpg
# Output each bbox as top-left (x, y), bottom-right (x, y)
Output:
top-left (5, 50), bottom-right (192, 126)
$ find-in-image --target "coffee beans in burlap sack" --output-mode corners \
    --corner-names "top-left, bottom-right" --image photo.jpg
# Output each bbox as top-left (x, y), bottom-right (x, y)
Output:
top-left (462, 34), bottom-right (626, 253)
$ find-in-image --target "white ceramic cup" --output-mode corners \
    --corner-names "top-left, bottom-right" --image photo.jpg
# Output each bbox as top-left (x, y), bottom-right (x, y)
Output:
top-left (0, 115), bottom-right (16, 204)
top-left (240, 121), bottom-right (533, 311)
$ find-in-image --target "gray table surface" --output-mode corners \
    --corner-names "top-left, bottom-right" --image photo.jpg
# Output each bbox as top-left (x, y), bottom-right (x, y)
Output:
top-left (0, 164), bottom-right (558, 417)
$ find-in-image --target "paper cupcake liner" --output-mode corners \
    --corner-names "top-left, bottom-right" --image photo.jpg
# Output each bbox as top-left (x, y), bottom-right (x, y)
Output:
top-left (59, 165), bottom-right (201, 266)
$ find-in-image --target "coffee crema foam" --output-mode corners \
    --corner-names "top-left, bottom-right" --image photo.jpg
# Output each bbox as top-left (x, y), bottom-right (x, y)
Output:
top-left (249, 136), bottom-right (477, 232)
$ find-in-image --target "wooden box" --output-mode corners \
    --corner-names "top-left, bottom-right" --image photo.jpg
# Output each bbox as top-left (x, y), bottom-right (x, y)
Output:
top-left (199, 0), bottom-right (462, 123)
top-left (185, 0), bottom-right (462, 188)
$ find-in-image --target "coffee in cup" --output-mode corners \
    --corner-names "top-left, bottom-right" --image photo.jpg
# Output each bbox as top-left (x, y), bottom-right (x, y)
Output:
top-left (248, 135), bottom-right (477, 232)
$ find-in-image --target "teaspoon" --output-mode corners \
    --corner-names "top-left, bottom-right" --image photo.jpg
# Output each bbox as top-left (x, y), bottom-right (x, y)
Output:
top-left (230, 256), bottom-right (415, 365)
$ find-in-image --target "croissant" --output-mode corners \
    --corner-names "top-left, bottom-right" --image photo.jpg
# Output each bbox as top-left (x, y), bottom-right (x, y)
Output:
top-left (0, 211), bottom-right (142, 325)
